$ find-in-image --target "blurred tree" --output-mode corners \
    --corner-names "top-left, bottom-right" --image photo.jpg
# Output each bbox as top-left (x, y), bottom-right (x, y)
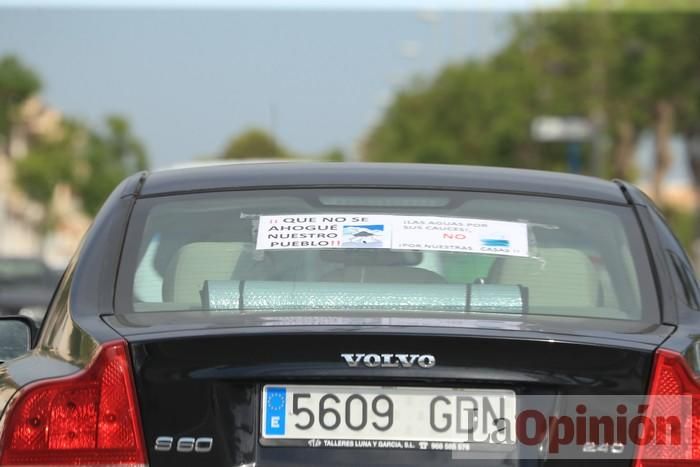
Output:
top-left (364, 8), bottom-right (700, 193)
top-left (321, 148), bottom-right (346, 162)
top-left (104, 115), bottom-right (148, 174)
top-left (586, 0), bottom-right (700, 10)
top-left (222, 128), bottom-right (288, 160)
top-left (14, 119), bottom-right (83, 205)
top-left (15, 115), bottom-right (149, 216)
top-left (365, 62), bottom-right (531, 167)
top-left (0, 55), bottom-right (148, 224)
top-left (0, 55), bottom-right (41, 156)
top-left (498, 9), bottom-right (700, 189)
top-left (508, 12), bottom-right (614, 175)
top-left (605, 12), bottom-right (700, 196)
top-left (364, 45), bottom-right (550, 169)
top-left (77, 115), bottom-right (149, 215)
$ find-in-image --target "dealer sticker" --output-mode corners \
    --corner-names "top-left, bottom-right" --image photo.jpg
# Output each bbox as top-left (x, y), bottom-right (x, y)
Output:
top-left (256, 214), bottom-right (528, 257)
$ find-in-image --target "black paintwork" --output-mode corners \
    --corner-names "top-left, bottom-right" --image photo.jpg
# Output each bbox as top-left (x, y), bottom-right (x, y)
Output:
top-left (103, 311), bottom-right (673, 345)
top-left (140, 162), bottom-right (627, 203)
top-left (2, 162), bottom-right (700, 467)
top-left (124, 331), bottom-right (658, 466)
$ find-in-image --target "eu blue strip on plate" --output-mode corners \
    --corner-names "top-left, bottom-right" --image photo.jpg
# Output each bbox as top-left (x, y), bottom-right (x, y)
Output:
top-left (265, 387), bottom-right (287, 436)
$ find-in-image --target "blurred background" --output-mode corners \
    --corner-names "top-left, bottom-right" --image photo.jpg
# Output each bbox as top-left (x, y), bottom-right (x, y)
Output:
top-left (0, 0), bottom-right (699, 319)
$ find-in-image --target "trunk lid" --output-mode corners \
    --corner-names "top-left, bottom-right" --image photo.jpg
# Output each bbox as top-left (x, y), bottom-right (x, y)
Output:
top-left (105, 313), bottom-right (674, 467)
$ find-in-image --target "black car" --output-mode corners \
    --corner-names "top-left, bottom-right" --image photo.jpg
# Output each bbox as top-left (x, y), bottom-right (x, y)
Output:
top-left (0, 257), bottom-right (62, 323)
top-left (0, 162), bottom-right (698, 466)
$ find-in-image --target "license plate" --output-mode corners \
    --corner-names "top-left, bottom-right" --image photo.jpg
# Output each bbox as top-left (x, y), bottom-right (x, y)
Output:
top-left (260, 385), bottom-right (516, 451)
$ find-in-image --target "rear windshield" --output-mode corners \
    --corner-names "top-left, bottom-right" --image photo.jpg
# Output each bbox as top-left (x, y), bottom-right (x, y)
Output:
top-left (117, 188), bottom-right (657, 322)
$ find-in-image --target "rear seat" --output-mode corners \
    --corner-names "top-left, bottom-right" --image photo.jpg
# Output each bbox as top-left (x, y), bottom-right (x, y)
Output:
top-left (487, 247), bottom-right (599, 308)
top-left (162, 242), bottom-right (251, 304)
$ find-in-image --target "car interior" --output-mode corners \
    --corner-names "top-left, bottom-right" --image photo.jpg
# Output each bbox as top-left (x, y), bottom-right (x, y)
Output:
top-left (127, 193), bottom-right (645, 321)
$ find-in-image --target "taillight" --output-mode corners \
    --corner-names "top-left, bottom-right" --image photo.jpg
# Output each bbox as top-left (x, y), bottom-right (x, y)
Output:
top-left (635, 349), bottom-right (700, 466)
top-left (0, 340), bottom-right (147, 466)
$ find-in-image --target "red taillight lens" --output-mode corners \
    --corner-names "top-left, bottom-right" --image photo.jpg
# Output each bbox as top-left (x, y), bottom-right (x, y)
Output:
top-left (0, 340), bottom-right (147, 466)
top-left (635, 349), bottom-right (700, 466)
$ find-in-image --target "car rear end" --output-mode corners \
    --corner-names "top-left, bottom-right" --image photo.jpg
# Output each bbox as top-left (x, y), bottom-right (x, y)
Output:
top-left (0, 172), bottom-right (694, 466)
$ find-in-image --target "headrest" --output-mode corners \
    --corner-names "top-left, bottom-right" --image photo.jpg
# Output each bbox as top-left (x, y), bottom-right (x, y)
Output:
top-left (320, 249), bottom-right (423, 266)
top-left (162, 242), bottom-right (249, 303)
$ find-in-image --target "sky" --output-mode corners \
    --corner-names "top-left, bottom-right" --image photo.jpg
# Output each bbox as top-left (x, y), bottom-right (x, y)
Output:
top-left (0, 7), bottom-right (516, 167)
top-left (0, 1), bottom-right (566, 9)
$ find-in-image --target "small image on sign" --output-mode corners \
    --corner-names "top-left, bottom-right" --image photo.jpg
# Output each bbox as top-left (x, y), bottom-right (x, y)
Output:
top-left (480, 238), bottom-right (510, 247)
top-left (342, 225), bottom-right (386, 248)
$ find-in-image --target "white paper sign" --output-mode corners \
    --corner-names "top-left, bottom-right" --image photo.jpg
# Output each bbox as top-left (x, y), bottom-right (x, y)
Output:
top-left (391, 215), bottom-right (529, 257)
top-left (256, 214), bottom-right (389, 250)
top-left (256, 214), bottom-right (528, 257)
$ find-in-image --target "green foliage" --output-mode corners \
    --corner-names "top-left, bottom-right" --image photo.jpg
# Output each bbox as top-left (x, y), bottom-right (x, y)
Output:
top-left (364, 56), bottom-right (543, 168)
top-left (583, 0), bottom-right (700, 11)
top-left (321, 148), bottom-right (346, 162)
top-left (0, 55), bottom-right (41, 142)
top-left (14, 143), bottom-right (72, 203)
top-left (364, 10), bottom-right (700, 176)
top-left (666, 208), bottom-right (696, 252)
top-left (587, 12), bottom-right (700, 130)
top-left (15, 116), bottom-right (150, 216)
top-left (222, 127), bottom-right (288, 160)
top-left (2, 55), bottom-right (151, 218)
top-left (220, 128), bottom-right (347, 162)
top-left (103, 115), bottom-right (148, 174)
top-left (15, 120), bottom-right (83, 204)
top-left (77, 116), bottom-right (148, 215)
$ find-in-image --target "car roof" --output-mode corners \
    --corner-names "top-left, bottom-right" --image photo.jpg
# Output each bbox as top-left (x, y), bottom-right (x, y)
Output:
top-left (138, 162), bottom-right (627, 204)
